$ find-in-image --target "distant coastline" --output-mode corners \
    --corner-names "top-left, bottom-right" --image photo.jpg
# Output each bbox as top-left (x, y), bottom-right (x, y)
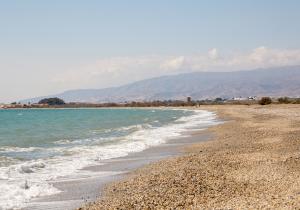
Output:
top-left (1, 96), bottom-right (300, 109)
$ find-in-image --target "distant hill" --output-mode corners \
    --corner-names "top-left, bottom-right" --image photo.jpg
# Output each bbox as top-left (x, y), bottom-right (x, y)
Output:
top-left (23, 66), bottom-right (300, 103)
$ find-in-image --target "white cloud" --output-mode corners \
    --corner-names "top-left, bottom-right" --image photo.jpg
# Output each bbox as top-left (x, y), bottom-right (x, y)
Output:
top-left (160, 56), bottom-right (185, 70)
top-left (51, 47), bottom-right (300, 90)
top-left (1, 46), bottom-right (300, 102)
top-left (208, 48), bottom-right (219, 60)
top-left (160, 46), bottom-right (300, 72)
top-left (51, 56), bottom-right (166, 89)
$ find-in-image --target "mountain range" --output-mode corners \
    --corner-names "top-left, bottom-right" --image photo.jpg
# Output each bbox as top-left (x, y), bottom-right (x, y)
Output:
top-left (23, 66), bottom-right (300, 103)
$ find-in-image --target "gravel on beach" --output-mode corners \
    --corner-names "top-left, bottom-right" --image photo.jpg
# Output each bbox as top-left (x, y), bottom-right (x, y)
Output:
top-left (81, 105), bottom-right (300, 209)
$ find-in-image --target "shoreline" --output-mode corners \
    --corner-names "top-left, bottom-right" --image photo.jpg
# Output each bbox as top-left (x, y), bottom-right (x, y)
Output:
top-left (0, 108), bottom-right (220, 209)
top-left (82, 104), bottom-right (300, 209)
top-left (24, 112), bottom-right (216, 210)
top-left (0, 107), bottom-right (217, 209)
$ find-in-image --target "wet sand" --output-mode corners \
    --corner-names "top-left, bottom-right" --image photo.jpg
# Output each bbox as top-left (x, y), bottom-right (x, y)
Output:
top-left (25, 132), bottom-right (213, 210)
top-left (82, 104), bottom-right (300, 209)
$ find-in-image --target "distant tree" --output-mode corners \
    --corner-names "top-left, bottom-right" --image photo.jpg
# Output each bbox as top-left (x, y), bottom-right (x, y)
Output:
top-left (11, 102), bottom-right (17, 105)
top-left (215, 97), bottom-right (223, 102)
top-left (294, 98), bottom-right (300, 104)
top-left (259, 97), bottom-right (272, 105)
top-left (278, 97), bottom-right (291, 104)
top-left (38, 97), bottom-right (65, 105)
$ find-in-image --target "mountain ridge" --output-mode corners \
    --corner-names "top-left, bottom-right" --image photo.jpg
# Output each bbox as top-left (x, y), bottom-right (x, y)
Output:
top-left (23, 66), bottom-right (300, 103)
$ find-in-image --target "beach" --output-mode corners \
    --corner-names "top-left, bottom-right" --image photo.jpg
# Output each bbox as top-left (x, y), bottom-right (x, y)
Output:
top-left (0, 108), bottom-right (219, 209)
top-left (82, 104), bottom-right (300, 209)
top-left (2, 1), bottom-right (300, 209)
top-left (25, 132), bottom-right (212, 210)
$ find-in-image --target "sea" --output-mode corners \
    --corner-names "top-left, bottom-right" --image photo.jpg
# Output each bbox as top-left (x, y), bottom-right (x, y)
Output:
top-left (0, 108), bottom-right (218, 209)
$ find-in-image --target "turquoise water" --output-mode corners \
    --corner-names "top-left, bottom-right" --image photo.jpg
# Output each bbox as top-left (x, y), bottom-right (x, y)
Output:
top-left (0, 108), bottom-right (218, 209)
top-left (0, 108), bottom-right (187, 160)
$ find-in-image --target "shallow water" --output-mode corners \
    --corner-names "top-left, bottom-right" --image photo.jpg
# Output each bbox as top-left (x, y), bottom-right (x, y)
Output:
top-left (0, 108), bottom-right (218, 209)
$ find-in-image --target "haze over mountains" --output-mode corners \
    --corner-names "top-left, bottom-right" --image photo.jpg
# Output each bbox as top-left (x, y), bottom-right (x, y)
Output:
top-left (24, 66), bottom-right (300, 103)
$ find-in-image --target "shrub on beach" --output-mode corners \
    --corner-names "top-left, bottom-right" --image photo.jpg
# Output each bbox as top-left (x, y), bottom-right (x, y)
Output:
top-left (293, 98), bottom-right (300, 104)
top-left (278, 97), bottom-right (291, 104)
top-left (259, 97), bottom-right (272, 105)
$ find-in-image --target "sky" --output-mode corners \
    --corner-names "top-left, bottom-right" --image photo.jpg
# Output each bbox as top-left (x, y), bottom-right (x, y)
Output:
top-left (0, 0), bottom-right (300, 103)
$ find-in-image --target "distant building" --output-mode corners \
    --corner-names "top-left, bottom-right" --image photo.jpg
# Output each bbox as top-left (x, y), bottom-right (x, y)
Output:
top-left (187, 96), bottom-right (191, 102)
top-left (233, 96), bottom-right (247, 101)
top-left (232, 96), bottom-right (257, 101)
top-left (248, 96), bottom-right (257, 100)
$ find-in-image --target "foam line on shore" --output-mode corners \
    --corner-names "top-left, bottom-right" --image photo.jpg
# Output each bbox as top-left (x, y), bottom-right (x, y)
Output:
top-left (0, 109), bottom-right (219, 209)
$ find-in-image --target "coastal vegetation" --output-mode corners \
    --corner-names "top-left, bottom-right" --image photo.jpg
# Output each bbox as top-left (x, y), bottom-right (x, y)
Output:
top-left (2, 97), bottom-right (300, 109)
top-left (258, 97), bottom-right (272, 105)
top-left (38, 97), bottom-right (65, 105)
top-left (277, 97), bottom-right (300, 104)
top-left (278, 97), bottom-right (291, 103)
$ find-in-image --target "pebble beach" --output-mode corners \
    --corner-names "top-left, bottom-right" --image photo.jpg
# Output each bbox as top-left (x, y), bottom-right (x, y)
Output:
top-left (81, 104), bottom-right (300, 209)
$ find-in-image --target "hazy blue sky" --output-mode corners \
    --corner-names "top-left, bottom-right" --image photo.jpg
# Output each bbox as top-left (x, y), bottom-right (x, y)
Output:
top-left (1, 0), bottom-right (300, 102)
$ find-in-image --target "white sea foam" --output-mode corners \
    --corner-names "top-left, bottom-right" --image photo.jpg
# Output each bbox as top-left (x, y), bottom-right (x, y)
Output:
top-left (0, 109), bottom-right (219, 209)
top-left (0, 146), bottom-right (40, 153)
